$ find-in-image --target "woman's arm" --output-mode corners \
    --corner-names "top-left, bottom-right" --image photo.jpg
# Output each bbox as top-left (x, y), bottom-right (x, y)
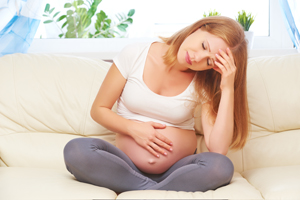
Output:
top-left (91, 63), bottom-right (136, 136)
top-left (90, 63), bottom-right (173, 157)
top-left (201, 90), bottom-right (234, 155)
top-left (201, 48), bottom-right (236, 155)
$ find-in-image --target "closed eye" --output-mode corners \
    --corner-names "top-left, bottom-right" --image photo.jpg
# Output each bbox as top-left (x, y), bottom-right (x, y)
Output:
top-left (202, 42), bottom-right (210, 66)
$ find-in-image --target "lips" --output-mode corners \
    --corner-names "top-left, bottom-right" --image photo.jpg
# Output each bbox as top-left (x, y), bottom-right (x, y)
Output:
top-left (185, 51), bottom-right (192, 65)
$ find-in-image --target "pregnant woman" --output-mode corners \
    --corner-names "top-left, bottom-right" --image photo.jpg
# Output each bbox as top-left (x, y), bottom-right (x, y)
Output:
top-left (64, 16), bottom-right (249, 193)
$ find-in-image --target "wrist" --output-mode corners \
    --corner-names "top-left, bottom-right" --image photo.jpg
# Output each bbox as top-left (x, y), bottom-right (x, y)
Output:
top-left (221, 88), bottom-right (234, 95)
top-left (125, 119), bottom-right (137, 137)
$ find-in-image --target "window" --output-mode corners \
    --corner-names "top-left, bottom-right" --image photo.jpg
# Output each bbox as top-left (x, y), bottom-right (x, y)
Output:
top-left (34, 0), bottom-right (293, 51)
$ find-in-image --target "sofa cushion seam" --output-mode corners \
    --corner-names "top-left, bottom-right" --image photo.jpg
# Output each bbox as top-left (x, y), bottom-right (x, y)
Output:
top-left (12, 55), bottom-right (26, 131)
top-left (0, 157), bottom-right (8, 167)
top-left (255, 59), bottom-right (276, 132)
top-left (82, 68), bottom-right (97, 136)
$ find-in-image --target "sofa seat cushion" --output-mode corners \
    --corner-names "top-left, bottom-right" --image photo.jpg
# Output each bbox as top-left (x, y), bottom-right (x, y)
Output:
top-left (0, 167), bottom-right (117, 200)
top-left (0, 132), bottom-right (116, 169)
top-left (116, 172), bottom-right (263, 199)
top-left (242, 165), bottom-right (300, 200)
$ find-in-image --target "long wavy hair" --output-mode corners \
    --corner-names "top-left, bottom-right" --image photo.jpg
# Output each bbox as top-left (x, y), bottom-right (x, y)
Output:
top-left (160, 16), bottom-right (249, 150)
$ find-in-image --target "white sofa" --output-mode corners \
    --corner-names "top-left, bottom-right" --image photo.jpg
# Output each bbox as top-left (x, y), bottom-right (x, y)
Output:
top-left (0, 52), bottom-right (299, 200)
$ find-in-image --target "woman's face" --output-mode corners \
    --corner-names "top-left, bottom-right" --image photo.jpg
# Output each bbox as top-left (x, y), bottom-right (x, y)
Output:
top-left (177, 28), bottom-right (228, 71)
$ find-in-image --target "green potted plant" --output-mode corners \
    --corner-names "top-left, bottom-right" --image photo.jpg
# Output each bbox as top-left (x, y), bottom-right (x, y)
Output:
top-left (203, 9), bottom-right (221, 18)
top-left (42, 0), bottom-right (135, 38)
top-left (236, 10), bottom-right (255, 49)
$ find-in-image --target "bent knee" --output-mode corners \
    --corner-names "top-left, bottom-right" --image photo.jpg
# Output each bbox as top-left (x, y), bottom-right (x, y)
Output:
top-left (198, 152), bottom-right (234, 184)
top-left (210, 153), bottom-right (234, 184)
top-left (63, 138), bottom-right (90, 166)
top-left (64, 138), bottom-right (81, 157)
top-left (63, 138), bottom-right (107, 164)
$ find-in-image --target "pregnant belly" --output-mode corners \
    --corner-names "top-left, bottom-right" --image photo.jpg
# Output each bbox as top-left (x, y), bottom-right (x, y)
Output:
top-left (116, 125), bottom-right (197, 174)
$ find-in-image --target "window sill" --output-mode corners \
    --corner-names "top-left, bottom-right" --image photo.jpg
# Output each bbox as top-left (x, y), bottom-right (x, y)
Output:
top-left (28, 38), bottom-right (298, 61)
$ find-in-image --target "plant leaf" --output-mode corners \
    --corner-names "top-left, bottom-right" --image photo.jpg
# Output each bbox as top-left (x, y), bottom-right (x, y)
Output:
top-left (87, 0), bottom-right (102, 18)
top-left (105, 18), bottom-right (111, 25)
top-left (44, 4), bottom-right (50, 12)
top-left (77, 0), bottom-right (85, 6)
top-left (64, 3), bottom-right (72, 8)
top-left (126, 18), bottom-right (133, 23)
top-left (117, 24), bottom-right (128, 32)
top-left (95, 10), bottom-right (108, 31)
top-left (116, 13), bottom-right (121, 21)
top-left (53, 11), bottom-right (60, 18)
top-left (62, 21), bottom-right (68, 29)
top-left (67, 10), bottom-right (74, 16)
top-left (57, 15), bottom-right (66, 22)
top-left (49, 7), bottom-right (55, 14)
top-left (67, 23), bottom-right (75, 32)
top-left (66, 31), bottom-right (76, 38)
top-left (128, 9), bottom-right (135, 17)
top-left (43, 20), bottom-right (53, 24)
top-left (97, 10), bottom-right (108, 22)
top-left (236, 10), bottom-right (255, 31)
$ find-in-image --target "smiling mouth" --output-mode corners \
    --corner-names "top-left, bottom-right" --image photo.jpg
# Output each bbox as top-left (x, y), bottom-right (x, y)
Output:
top-left (185, 52), bottom-right (192, 65)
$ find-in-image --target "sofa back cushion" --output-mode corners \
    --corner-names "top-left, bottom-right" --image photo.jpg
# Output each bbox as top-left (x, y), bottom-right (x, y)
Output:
top-left (0, 53), bottom-right (115, 169)
top-left (1, 52), bottom-right (299, 171)
top-left (194, 53), bottom-right (300, 172)
top-left (243, 54), bottom-right (300, 170)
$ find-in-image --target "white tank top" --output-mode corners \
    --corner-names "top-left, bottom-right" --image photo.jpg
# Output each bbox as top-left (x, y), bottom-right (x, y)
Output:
top-left (113, 42), bottom-right (196, 130)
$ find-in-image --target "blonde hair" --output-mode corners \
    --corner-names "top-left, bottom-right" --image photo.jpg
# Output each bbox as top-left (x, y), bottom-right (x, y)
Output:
top-left (160, 16), bottom-right (249, 150)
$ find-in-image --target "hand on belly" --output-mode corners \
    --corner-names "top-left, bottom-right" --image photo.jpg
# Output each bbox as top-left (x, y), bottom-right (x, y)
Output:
top-left (116, 126), bottom-right (197, 174)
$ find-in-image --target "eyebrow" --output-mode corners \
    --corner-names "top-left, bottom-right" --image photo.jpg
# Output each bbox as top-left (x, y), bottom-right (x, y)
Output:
top-left (206, 40), bottom-right (215, 66)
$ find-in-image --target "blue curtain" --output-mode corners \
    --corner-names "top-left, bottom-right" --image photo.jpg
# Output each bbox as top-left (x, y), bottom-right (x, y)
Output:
top-left (0, 0), bottom-right (45, 57)
top-left (279, 0), bottom-right (300, 50)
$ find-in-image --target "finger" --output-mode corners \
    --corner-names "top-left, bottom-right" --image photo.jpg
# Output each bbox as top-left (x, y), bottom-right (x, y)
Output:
top-left (149, 142), bottom-right (166, 156)
top-left (218, 49), bottom-right (230, 62)
top-left (221, 48), bottom-right (235, 69)
top-left (226, 48), bottom-right (236, 70)
top-left (155, 132), bottom-right (173, 146)
top-left (151, 122), bottom-right (166, 129)
top-left (146, 146), bottom-right (160, 158)
top-left (215, 53), bottom-right (229, 71)
top-left (150, 142), bottom-right (168, 156)
top-left (214, 60), bottom-right (226, 74)
top-left (217, 49), bottom-right (232, 70)
top-left (154, 137), bottom-right (172, 152)
top-left (226, 48), bottom-right (235, 64)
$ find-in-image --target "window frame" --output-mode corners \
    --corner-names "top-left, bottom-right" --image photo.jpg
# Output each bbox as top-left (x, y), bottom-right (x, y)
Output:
top-left (29, 0), bottom-right (294, 57)
top-left (253, 0), bottom-right (293, 48)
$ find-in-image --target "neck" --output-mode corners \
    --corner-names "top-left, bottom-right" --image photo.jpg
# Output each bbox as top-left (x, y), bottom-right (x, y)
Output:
top-left (155, 42), bottom-right (195, 75)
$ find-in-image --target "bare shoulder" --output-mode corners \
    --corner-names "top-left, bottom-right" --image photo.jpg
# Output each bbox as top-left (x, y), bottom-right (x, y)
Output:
top-left (148, 42), bottom-right (169, 58)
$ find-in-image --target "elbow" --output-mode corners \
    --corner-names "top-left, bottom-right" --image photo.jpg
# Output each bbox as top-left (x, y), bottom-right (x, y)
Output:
top-left (90, 106), bottom-right (97, 121)
top-left (90, 106), bottom-right (107, 123)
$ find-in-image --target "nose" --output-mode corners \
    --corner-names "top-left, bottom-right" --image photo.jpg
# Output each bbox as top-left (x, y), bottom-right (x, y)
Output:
top-left (193, 51), bottom-right (210, 63)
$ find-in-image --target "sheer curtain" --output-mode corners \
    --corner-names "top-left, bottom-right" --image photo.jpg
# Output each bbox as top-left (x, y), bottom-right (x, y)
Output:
top-left (279, 0), bottom-right (300, 52)
top-left (0, 0), bottom-right (45, 57)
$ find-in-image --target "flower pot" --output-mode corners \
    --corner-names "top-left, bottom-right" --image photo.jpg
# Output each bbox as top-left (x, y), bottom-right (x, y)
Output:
top-left (244, 31), bottom-right (254, 49)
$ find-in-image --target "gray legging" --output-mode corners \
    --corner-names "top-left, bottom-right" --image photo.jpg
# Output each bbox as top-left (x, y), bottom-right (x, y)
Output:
top-left (63, 138), bottom-right (234, 193)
